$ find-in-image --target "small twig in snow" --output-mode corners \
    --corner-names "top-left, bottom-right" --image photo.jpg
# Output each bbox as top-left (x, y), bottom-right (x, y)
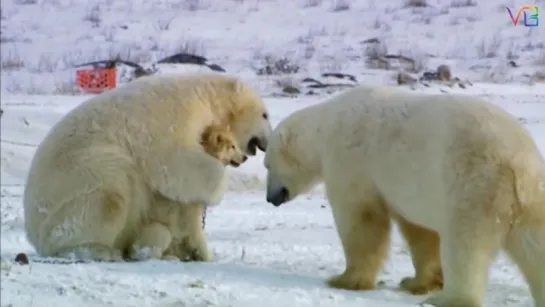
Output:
top-left (240, 247), bottom-right (246, 261)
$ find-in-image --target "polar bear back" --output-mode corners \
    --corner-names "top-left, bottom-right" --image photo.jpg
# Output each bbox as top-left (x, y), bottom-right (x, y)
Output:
top-left (31, 74), bottom-right (234, 167)
top-left (280, 85), bottom-right (543, 232)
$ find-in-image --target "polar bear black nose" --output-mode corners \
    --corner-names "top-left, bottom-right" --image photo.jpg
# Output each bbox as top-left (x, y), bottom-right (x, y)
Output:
top-left (266, 187), bottom-right (289, 207)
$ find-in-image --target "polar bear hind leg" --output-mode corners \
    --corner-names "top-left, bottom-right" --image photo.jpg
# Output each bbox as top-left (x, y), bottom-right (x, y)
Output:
top-left (504, 225), bottom-right (545, 307)
top-left (325, 180), bottom-right (391, 290)
top-left (393, 214), bottom-right (443, 295)
top-left (36, 153), bottom-right (145, 262)
top-left (41, 188), bottom-right (129, 262)
top-left (423, 165), bottom-right (516, 307)
top-left (502, 162), bottom-right (545, 307)
top-left (503, 168), bottom-right (545, 307)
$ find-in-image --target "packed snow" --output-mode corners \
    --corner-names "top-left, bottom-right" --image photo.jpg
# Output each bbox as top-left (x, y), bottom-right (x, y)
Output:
top-left (1, 0), bottom-right (545, 306)
top-left (2, 86), bottom-right (544, 307)
top-left (1, 0), bottom-right (545, 94)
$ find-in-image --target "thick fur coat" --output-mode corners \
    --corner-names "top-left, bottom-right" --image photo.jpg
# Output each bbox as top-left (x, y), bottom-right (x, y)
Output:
top-left (24, 73), bottom-right (272, 262)
top-left (264, 85), bottom-right (545, 307)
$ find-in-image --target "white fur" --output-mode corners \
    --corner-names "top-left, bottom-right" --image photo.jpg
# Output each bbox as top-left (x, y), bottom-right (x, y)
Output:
top-left (24, 73), bottom-right (272, 261)
top-left (264, 85), bottom-right (545, 307)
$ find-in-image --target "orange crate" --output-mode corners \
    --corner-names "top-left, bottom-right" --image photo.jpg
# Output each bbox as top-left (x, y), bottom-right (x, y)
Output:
top-left (76, 68), bottom-right (116, 94)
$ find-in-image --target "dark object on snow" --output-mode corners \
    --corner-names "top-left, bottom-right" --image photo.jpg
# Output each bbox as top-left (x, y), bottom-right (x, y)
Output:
top-left (156, 53), bottom-right (226, 72)
top-left (133, 65), bottom-right (158, 78)
top-left (206, 63), bottom-right (226, 72)
top-left (420, 71), bottom-right (438, 82)
top-left (302, 77), bottom-right (323, 84)
top-left (1, 108), bottom-right (3, 117)
top-left (282, 85), bottom-right (301, 94)
top-left (307, 83), bottom-right (329, 89)
top-left (15, 253), bottom-right (29, 265)
top-left (419, 65), bottom-right (453, 83)
top-left (301, 76), bottom-right (356, 89)
top-left (302, 78), bottom-right (327, 88)
top-left (383, 54), bottom-right (417, 64)
top-left (397, 71), bottom-right (417, 85)
top-left (75, 56), bottom-right (157, 80)
top-left (321, 72), bottom-right (358, 83)
top-left (156, 53), bottom-right (208, 65)
top-left (361, 37), bottom-right (381, 44)
top-left (75, 60), bottom-right (117, 69)
top-left (436, 64), bottom-right (452, 81)
top-left (75, 57), bottom-right (144, 70)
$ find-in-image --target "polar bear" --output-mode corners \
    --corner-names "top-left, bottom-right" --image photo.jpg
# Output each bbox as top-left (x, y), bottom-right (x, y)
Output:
top-left (24, 73), bottom-right (272, 262)
top-left (263, 85), bottom-right (545, 307)
top-left (129, 125), bottom-right (248, 262)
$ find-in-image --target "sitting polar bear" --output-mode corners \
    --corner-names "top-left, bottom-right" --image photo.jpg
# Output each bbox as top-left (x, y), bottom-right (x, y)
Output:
top-left (263, 85), bottom-right (545, 307)
top-left (24, 73), bottom-right (272, 262)
top-left (130, 125), bottom-right (248, 261)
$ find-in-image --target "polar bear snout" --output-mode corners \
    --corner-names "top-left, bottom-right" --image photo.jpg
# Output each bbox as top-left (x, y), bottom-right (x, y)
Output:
top-left (266, 186), bottom-right (289, 207)
top-left (229, 155), bottom-right (248, 167)
top-left (247, 136), bottom-right (268, 155)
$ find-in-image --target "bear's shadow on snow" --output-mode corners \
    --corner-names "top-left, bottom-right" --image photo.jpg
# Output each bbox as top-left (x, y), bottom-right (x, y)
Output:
top-left (108, 261), bottom-right (416, 301)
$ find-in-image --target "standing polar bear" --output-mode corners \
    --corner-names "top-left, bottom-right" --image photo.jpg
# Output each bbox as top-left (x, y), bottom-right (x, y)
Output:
top-left (24, 73), bottom-right (272, 262)
top-left (264, 85), bottom-right (545, 307)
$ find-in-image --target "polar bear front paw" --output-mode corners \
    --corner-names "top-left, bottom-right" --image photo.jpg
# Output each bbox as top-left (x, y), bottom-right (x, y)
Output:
top-left (179, 244), bottom-right (213, 262)
top-left (180, 248), bottom-right (207, 262)
top-left (167, 237), bottom-right (213, 262)
top-left (130, 245), bottom-right (164, 261)
top-left (161, 254), bottom-right (181, 261)
top-left (400, 273), bottom-right (443, 295)
top-left (326, 271), bottom-right (375, 291)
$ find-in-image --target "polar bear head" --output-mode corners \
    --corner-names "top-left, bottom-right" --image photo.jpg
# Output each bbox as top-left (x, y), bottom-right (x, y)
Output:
top-left (263, 120), bottom-right (321, 207)
top-left (201, 125), bottom-right (248, 168)
top-left (224, 78), bottom-right (273, 157)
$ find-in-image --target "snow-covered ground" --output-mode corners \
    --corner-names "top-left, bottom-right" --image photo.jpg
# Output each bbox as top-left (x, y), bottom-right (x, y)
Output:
top-left (1, 0), bottom-right (545, 95)
top-left (1, 84), bottom-right (545, 306)
top-left (2, 0), bottom-right (545, 305)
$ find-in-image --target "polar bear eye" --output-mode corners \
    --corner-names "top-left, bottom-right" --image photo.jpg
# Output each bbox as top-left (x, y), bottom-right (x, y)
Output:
top-left (262, 112), bottom-right (268, 120)
top-left (231, 145), bottom-right (235, 149)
